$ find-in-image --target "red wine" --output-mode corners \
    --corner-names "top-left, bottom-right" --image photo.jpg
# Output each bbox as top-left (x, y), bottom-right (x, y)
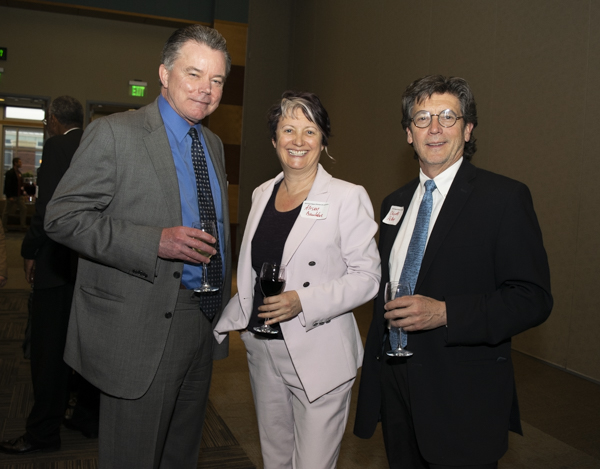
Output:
top-left (260, 279), bottom-right (285, 297)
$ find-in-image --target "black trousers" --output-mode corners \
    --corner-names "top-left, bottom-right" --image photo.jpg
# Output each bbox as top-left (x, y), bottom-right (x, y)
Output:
top-left (381, 357), bottom-right (498, 469)
top-left (26, 284), bottom-right (99, 445)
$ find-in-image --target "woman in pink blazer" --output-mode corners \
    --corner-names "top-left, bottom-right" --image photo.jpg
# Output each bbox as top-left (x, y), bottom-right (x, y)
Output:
top-left (214, 91), bottom-right (380, 469)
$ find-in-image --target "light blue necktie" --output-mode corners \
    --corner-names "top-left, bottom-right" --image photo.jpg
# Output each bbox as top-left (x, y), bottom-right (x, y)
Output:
top-left (390, 179), bottom-right (437, 349)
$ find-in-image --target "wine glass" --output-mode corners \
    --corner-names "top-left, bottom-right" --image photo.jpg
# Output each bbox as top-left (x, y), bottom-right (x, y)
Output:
top-left (253, 262), bottom-right (286, 335)
top-left (385, 280), bottom-right (413, 357)
top-left (192, 220), bottom-right (219, 293)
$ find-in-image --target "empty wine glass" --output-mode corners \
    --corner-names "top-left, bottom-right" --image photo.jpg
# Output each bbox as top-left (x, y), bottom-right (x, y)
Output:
top-left (253, 262), bottom-right (286, 335)
top-left (385, 280), bottom-right (413, 357)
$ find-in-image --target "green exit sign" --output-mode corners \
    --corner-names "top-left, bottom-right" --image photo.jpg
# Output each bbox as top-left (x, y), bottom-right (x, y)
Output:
top-left (130, 85), bottom-right (145, 97)
top-left (0, 48), bottom-right (7, 61)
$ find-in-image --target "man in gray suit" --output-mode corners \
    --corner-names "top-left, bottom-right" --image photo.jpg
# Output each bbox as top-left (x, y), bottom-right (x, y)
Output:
top-left (45, 25), bottom-right (232, 469)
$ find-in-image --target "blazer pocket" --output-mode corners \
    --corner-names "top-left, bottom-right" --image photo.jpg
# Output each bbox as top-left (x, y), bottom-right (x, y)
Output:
top-left (80, 285), bottom-right (125, 302)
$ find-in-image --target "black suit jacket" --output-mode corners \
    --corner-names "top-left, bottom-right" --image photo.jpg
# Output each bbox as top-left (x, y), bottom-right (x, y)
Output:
top-left (21, 129), bottom-right (82, 289)
top-left (354, 160), bottom-right (553, 465)
top-left (3, 167), bottom-right (21, 198)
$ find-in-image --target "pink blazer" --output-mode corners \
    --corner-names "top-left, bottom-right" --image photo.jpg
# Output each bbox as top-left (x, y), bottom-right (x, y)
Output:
top-left (215, 165), bottom-right (381, 401)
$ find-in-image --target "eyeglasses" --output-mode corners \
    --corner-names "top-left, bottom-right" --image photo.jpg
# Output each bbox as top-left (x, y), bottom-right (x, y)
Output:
top-left (411, 109), bottom-right (464, 128)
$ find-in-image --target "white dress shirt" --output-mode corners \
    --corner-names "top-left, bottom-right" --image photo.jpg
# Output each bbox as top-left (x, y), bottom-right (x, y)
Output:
top-left (389, 158), bottom-right (463, 282)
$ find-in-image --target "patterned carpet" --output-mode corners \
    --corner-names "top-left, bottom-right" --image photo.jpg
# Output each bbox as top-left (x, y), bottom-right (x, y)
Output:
top-left (0, 289), bottom-right (256, 469)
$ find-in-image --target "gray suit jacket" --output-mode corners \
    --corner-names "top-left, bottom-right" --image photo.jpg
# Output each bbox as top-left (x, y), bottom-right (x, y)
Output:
top-left (45, 98), bottom-right (231, 399)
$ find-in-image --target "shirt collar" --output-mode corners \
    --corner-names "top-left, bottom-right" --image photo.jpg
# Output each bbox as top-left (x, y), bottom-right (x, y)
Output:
top-left (158, 94), bottom-right (202, 143)
top-left (419, 157), bottom-right (463, 199)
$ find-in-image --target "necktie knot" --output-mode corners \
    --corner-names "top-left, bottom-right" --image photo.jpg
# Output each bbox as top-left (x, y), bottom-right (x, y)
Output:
top-left (425, 179), bottom-right (436, 193)
top-left (189, 127), bottom-right (199, 139)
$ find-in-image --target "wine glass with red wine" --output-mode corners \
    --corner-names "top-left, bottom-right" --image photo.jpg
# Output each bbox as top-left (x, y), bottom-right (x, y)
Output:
top-left (253, 262), bottom-right (286, 335)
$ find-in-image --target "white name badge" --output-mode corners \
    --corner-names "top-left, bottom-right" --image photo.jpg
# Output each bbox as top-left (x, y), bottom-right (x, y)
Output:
top-left (301, 201), bottom-right (329, 219)
top-left (382, 205), bottom-right (404, 225)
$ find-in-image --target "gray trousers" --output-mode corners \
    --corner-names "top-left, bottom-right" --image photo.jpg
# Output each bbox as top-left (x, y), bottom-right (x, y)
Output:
top-left (98, 290), bottom-right (214, 469)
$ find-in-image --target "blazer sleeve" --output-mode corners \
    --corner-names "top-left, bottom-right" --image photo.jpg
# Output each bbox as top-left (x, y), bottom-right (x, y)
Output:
top-left (44, 118), bottom-right (163, 282)
top-left (445, 182), bottom-right (553, 345)
top-left (297, 184), bottom-right (381, 330)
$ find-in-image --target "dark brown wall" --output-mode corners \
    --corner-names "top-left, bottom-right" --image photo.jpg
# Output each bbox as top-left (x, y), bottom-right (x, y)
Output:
top-left (240, 0), bottom-right (600, 382)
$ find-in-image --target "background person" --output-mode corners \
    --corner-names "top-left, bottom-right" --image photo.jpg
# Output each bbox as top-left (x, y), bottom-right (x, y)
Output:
top-left (2, 157), bottom-right (27, 231)
top-left (354, 75), bottom-right (553, 469)
top-left (44, 25), bottom-right (232, 469)
top-left (0, 95), bottom-right (100, 455)
top-left (215, 91), bottom-right (381, 469)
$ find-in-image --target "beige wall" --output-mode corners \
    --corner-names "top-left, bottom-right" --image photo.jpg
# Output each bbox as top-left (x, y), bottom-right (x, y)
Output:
top-left (0, 7), bottom-right (176, 113)
top-left (241, 1), bottom-right (600, 382)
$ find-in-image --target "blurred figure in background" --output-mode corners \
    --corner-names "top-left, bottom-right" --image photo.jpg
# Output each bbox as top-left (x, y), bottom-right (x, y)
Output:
top-left (0, 96), bottom-right (99, 455)
top-left (2, 157), bottom-right (27, 231)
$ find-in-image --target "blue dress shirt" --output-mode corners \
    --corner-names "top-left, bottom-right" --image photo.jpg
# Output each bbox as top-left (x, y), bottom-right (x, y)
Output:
top-left (158, 95), bottom-right (225, 288)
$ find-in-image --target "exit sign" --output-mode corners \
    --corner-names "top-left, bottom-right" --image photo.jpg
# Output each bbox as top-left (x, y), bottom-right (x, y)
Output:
top-left (0, 48), bottom-right (6, 61)
top-left (130, 85), bottom-right (145, 97)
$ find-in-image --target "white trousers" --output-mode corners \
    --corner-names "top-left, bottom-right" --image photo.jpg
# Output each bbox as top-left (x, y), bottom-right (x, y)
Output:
top-left (242, 332), bottom-right (354, 469)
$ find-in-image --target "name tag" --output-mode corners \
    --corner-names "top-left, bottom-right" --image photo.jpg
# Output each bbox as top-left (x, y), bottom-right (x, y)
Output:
top-left (382, 205), bottom-right (404, 225)
top-left (301, 201), bottom-right (329, 219)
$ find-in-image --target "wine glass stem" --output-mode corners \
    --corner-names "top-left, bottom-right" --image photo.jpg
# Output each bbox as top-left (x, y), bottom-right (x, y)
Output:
top-left (202, 263), bottom-right (209, 287)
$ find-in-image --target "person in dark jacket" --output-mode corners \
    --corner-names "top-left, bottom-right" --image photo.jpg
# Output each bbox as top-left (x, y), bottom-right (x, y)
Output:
top-left (2, 157), bottom-right (26, 230)
top-left (0, 96), bottom-right (99, 455)
top-left (354, 75), bottom-right (553, 469)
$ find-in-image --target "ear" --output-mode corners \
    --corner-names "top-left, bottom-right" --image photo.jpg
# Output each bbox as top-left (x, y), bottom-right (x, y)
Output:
top-left (406, 127), bottom-right (414, 145)
top-left (272, 138), bottom-right (276, 148)
top-left (159, 64), bottom-right (169, 89)
top-left (463, 122), bottom-right (474, 142)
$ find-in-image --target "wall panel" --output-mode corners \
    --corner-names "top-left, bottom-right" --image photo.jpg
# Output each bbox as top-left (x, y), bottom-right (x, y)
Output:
top-left (241, 0), bottom-right (600, 382)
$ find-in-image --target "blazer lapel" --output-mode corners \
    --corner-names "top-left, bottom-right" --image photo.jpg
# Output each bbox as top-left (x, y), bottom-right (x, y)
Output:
top-left (416, 161), bottom-right (476, 291)
top-left (201, 127), bottom-right (229, 211)
top-left (281, 165), bottom-right (332, 266)
top-left (143, 100), bottom-right (182, 226)
top-left (236, 175), bottom-right (281, 304)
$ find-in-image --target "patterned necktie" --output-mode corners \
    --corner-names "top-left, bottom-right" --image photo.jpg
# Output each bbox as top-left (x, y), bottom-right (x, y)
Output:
top-left (390, 179), bottom-right (437, 348)
top-left (189, 127), bottom-right (223, 320)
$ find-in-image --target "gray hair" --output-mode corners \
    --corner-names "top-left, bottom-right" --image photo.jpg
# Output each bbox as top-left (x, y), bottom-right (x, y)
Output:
top-left (50, 95), bottom-right (83, 127)
top-left (161, 24), bottom-right (231, 77)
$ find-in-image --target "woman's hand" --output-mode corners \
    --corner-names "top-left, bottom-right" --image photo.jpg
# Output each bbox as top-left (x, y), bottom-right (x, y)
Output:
top-left (258, 290), bottom-right (302, 325)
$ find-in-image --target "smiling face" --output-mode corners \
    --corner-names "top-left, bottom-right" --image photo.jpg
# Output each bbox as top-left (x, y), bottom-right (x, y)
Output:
top-left (273, 109), bottom-right (324, 177)
top-left (406, 92), bottom-right (473, 178)
top-left (159, 41), bottom-right (227, 125)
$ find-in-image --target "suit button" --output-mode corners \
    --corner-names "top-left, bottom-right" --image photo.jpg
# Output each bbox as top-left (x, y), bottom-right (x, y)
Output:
top-left (309, 261), bottom-right (316, 266)
top-left (165, 312), bottom-right (172, 319)
top-left (325, 319), bottom-right (331, 324)
top-left (173, 272), bottom-right (181, 279)
top-left (303, 282), bottom-right (310, 287)
top-left (313, 322), bottom-right (319, 327)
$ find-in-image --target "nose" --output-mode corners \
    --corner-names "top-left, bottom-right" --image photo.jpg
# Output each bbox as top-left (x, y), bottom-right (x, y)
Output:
top-left (429, 115), bottom-right (442, 133)
top-left (293, 132), bottom-right (303, 145)
top-left (198, 77), bottom-right (212, 95)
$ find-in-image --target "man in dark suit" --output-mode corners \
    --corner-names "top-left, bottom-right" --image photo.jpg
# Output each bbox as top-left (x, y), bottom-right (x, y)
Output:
top-left (44, 25), bottom-right (232, 469)
top-left (2, 157), bottom-right (27, 230)
top-left (354, 75), bottom-right (553, 468)
top-left (0, 96), bottom-right (100, 455)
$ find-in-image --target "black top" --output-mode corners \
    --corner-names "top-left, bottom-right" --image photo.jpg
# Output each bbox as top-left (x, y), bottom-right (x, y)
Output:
top-left (249, 181), bottom-right (302, 339)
